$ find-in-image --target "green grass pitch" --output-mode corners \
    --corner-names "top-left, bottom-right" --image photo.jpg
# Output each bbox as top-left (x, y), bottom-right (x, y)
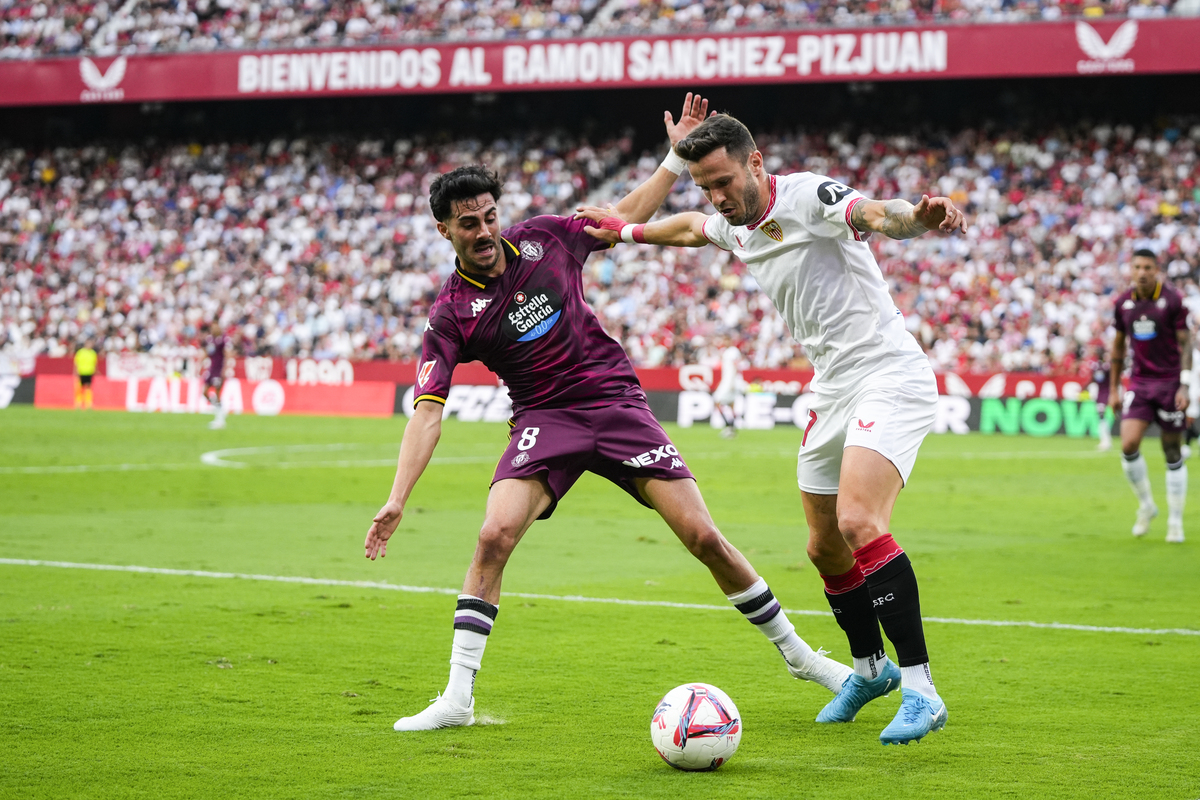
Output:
top-left (2, 407), bottom-right (1198, 798)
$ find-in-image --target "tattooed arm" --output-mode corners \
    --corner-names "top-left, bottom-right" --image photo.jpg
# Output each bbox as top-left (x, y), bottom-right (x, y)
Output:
top-left (849, 195), bottom-right (966, 240)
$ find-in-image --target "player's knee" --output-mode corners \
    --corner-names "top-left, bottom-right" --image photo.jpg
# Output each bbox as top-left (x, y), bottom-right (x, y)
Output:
top-left (475, 520), bottom-right (520, 564)
top-left (836, 507), bottom-right (886, 550)
top-left (805, 539), bottom-right (845, 572)
top-left (682, 524), bottom-right (727, 563)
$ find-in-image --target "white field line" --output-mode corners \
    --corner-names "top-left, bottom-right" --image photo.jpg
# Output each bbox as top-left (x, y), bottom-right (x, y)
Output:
top-left (0, 443), bottom-right (1108, 475)
top-left (2, 558), bottom-right (1196, 638)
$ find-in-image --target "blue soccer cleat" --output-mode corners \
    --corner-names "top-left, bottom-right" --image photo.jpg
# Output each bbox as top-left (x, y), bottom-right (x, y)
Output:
top-left (879, 689), bottom-right (947, 745)
top-left (815, 660), bottom-right (901, 723)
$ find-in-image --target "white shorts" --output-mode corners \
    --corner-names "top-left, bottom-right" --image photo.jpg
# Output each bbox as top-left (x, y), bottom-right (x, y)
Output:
top-left (796, 370), bottom-right (938, 495)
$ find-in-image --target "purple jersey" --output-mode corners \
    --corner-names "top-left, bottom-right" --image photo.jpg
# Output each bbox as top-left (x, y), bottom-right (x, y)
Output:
top-left (1092, 363), bottom-right (1110, 405)
top-left (204, 334), bottom-right (227, 383)
top-left (416, 216), bottom-right (644, 414)
top-left (1113, 281), bottom-right (1188, 381)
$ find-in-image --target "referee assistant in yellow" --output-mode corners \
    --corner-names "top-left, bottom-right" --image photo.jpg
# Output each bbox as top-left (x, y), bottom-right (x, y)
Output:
top-left (74, 341), bottom-right (97, 409)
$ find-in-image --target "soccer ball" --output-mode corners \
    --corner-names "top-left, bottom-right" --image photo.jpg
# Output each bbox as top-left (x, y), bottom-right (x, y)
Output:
top-left (650, 683), bottom-right (741, 771)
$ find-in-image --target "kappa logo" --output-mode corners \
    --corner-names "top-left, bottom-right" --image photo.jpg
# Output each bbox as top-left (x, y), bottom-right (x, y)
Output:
top-left (519, 240), bottom-right (545, 261)
top-left (623, 444), bottom-right (681, 468)
top-left (1122, 299), bottom-right (1135, 310)
top-left (669, 457), bottom-right (684, 470)
top-left (79, 56), bottom-right (127, 102)
top-left (470, 298), bottom-right (492, 317)
top-left (417, 360), bottom-right (436, 388)
top-left (1075, 20), bottom-right (1137, 74)
top-left (760, 219), bottom-right (784, 243)
top-left (1157, 298), bottom-right (1167, 309)
top-left (424, 319), bottom-right (434, 331)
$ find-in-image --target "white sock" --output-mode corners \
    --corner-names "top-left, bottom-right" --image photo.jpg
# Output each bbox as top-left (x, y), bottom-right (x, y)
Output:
top-left (1167, 461), bottom-right (1187, 525)
top-left (444, 595), bottom-right (497, 707)
top-left (1121, 452), bottom-right (1155, 508)
top-left (900, 663), bottom-right (938, 701)
top-left (853, 653), bottom-right (891, 680)
top-left (726, 578), bottom-right (814, 666)
top-left (1098, 418), bottom-right (1112, 447)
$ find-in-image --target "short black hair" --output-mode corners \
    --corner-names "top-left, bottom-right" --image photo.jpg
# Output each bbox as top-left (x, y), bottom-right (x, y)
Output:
top-left (1132, 248), bottom-right (1158, 262)
top-left (674, 114), bottom-right (757, 165)
top-left (429, 165), bottom-right (502, 222)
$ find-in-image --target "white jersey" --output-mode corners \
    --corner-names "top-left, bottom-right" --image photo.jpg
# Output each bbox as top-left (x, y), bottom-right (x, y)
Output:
top-left (702, 172), bottom-right (928, 395)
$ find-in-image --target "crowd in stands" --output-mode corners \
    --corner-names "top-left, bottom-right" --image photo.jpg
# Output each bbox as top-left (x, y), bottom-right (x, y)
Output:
top-left (1, 0), bottom-right (1194, 60)
top-left (1, 121), bottom-right (1197, 375)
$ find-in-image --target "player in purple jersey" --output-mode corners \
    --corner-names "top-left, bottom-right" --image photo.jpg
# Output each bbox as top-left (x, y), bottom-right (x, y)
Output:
top-left (1109, 249), bottom-right (1191, 543)
top-left (364, 96), bottom-right (853, 732)
top-left (1090, 348), bottom-right (1112, 451)
top-left (203, 322), bottom-right (229, 430)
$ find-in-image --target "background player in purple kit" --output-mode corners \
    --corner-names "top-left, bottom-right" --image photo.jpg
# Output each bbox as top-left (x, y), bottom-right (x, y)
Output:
top-left (1090, 347), bottom-right (1112, 451)
top-left (203, 322), bottom-right (229, 430)
top-left (363, 95), bottom-right (854, 732)
top-left (1109, 249), bottom-right (1191, 543)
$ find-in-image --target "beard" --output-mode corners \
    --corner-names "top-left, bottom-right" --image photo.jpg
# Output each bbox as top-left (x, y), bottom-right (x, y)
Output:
top-left (732, 177), bottom-right (762, 227)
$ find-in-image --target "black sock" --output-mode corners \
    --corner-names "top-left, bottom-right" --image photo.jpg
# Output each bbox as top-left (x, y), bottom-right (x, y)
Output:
top-left (865, 553), bottom-right (928, 668)
top-left (824, 584), bottom-right (886, 664)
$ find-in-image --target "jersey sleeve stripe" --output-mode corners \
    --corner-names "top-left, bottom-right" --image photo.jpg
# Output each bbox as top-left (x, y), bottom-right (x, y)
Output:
top-left (845, 197), bottom-right (866, 242)
top-left (414, 393), bottom-right (447, 405)
top-left (702, 215), bottom-right (731, 251)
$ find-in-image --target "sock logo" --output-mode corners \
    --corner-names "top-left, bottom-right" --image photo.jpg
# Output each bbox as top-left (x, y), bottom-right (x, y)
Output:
top-left (872, 592), bottom-right (895, 607)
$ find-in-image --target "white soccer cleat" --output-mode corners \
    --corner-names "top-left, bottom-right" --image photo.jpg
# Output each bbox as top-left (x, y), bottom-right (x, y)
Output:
top-left (1096, 438), bottom-right (1112, 452)
top-left (1132, 504), bottom-right (1157, 537)
top-left (1167, 523), bottom-right (1185, 544)
top-left (208, 418), bottom-right (225, 430)
top-left (393, 694), bottom-right (475, 731)
top-left (1182, 445), bottom-right (1193, 460)
top-left (786, 648), bottom-right (854, 694)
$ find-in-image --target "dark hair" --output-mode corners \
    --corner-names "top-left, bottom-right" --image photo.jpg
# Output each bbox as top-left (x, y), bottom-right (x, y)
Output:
top-left (429, 165), bottom-right (502, 222)
top-left (1132, 248), bottom-right (1158, 262)
top-left (674, 114), bottom-right (757, 165)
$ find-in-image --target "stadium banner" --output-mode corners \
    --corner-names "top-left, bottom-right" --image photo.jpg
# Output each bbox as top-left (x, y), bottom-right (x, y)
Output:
top-left (0, 18), bottom-right (1197, 107)
top-left (399, 384), bottom-right (1116, 437)
top-left (30, 355), bottom-right (1098, 400)
top-left (31, 374), bottom-right (394, 417)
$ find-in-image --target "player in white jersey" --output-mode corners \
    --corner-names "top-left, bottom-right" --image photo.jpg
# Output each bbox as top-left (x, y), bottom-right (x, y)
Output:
top-left (578, 114), bottom-right (965, 746)
top-left (713, 345), bottom-right (742, 438)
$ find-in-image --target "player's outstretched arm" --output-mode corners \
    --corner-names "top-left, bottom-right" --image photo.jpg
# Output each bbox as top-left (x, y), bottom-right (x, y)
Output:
top-left (609, 92), bottom-right (713, 224)
top-left (365, 400), bottom-right (443, 560)
top-left (850, 195), bottom-right (966, 239)
top-left (575, 207), bottom-right (710, 248)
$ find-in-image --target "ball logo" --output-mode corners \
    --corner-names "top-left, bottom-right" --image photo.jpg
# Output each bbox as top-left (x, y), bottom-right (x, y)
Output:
top-left (1075, 20), bottom-right (1136, 74)
top-left (79, 56), bottom-right (127, 102)
top-left (519, 240), bottom-right (545, 261)
top-left (417, 359), bottom-right (437, 387)
top-left (817, 180), bottom-right (854, 206)
top-left (502, 287), bottom-right (562, 342)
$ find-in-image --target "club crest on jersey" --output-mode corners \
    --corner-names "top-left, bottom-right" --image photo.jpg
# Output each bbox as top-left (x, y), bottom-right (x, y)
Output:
top-left (511, 452), bottom-right (530, 467)
top-left (760, 219), bottom-right (783, 242)
top-left (817, 180), bottom-right (854, 205)
top-left (519, 240), bottom-right (545, 261)
top-left (1132, 317), bottom-right (1157, 341)
top-left (417, 360), bottom-right (436, 387)
top-left (502, 287), bottom-right (563, 342)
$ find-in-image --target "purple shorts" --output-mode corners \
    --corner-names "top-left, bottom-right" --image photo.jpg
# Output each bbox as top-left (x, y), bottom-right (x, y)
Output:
top-left (1123, 378), bottom-right (1185, 432)
top-left (492, 401), bottom-right (695, 519)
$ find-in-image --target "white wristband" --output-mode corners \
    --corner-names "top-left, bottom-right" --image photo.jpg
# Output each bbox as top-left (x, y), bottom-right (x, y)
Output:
top-left (661, 148), bottom-right (687, 176)
top-left (620, 225), bottom-right (637, 244)
top-left (1182, 369), bottom-right (1194, 386)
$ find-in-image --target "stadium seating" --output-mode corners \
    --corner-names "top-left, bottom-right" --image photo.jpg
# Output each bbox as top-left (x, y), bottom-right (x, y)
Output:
top-left (0, 0), bottom-right (1188, 60)
top-left (0, 123), bottom-right (1196, 374)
